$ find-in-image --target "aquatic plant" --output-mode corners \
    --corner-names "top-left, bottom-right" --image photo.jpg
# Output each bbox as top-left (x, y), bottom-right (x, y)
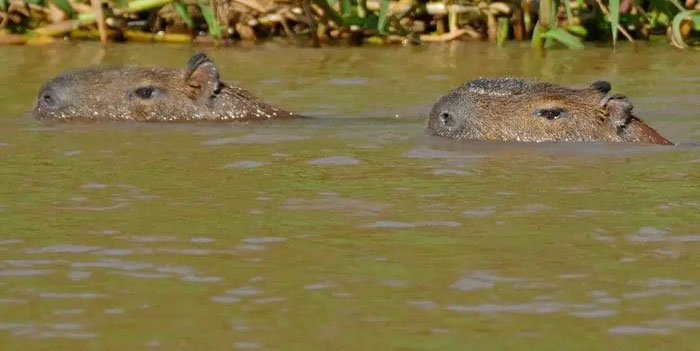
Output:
top-left (0, 0), bottom-right (698, 48)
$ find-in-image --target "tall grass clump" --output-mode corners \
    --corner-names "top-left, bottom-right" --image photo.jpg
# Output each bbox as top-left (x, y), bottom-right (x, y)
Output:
top-left (0, 0), bottom-right (698, 48)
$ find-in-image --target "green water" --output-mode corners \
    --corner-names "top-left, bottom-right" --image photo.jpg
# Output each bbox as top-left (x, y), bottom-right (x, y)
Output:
top-left (0, 42), bottom-right (699, 351)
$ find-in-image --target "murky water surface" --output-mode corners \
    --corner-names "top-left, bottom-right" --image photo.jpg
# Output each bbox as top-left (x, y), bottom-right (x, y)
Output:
top-left (1, 42), bottom-right (699, 350)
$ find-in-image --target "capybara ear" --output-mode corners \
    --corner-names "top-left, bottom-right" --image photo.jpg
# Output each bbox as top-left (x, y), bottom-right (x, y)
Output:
top-left (184, 53), bottom-right (221, 103)
top-left (590, 80), bottom-right (612, 94)
top-left (600, 93), bottom-right (633, 128)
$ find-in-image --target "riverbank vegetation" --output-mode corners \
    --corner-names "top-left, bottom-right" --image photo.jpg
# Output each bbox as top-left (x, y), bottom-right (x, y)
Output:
top-left (1, 0), bottom-right (699, 48)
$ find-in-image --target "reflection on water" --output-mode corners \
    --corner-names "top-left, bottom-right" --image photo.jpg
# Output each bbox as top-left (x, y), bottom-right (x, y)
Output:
top-left (0, 42), bottom-right (699, 350)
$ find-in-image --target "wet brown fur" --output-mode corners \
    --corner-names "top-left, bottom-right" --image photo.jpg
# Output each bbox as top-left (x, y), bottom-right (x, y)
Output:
top-left (427, 78), bottom-right (672, 145)
top-left (32, 53), bottom-right (300, 122)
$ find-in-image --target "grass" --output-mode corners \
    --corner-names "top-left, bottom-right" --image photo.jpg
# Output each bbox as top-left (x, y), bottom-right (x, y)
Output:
top-left (0, 0), bottom-right (698, 48)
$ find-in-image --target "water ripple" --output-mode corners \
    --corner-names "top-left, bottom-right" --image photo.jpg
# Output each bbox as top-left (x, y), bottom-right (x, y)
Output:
top-left (451, 272), bottom-right (523, 291)
top-left (203, 134), bottom-right (306, 145)
top-left (37, 291), bottom-right (109, 299)
top-left (308, 156), bottom-right (360, 165)
top-left (569, 310), bottom-right (617, 318)
top-left (363, 220), bottom-right (461, 228)
top-left (28, 245), bottom-right (100, 254)
top-left (0, 269), bottom-right (53, 277)
top-left (283, 195), bottom-right (390, 216)
top-left (663, 298), bottom-right (700, 311)
top-left (628, 227), bottom-right (700, 243)
top-left (446, 302), bottom-right (562, 314)
top-left (609, 319), bottom-right (699, 335)
top-left (330, 77), bottom-right (369, 86)
top-left (224, 161), bottom-right (265, 169)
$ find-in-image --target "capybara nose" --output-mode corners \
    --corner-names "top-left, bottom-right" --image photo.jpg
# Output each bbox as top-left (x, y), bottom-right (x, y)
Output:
top-left (439, 111), bottom-right (457, 128)
top-left (40, 90), bottom-right (57, 106)
top-left (37, 84), bottom-right (61, 109)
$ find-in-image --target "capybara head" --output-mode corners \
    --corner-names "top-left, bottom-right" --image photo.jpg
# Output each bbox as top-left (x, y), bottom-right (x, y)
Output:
top-left (32, 53), bottom-right (297, 122)
top-left (427, 78), bottom-right (672, 145)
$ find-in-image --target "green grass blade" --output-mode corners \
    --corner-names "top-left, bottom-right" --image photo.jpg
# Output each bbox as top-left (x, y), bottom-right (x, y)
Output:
top-left (665, 0), bottom-right (684, 11)
top-left (129, 0), bottom-right (172, 12)
top-left (173, 0), bottom-right (193, 28)
top-left (78, 13), bottom-right (96, 23)
top-left (690, 11), bottom-right (700, 28)
top-left (609, 0), bottom-right (620, 45)
top-left (198, 0), bottom-right (222, 37)
top-left (563, 0), bottom-right (573, 23)
top-left (51, 0), bottom-right (75, 17)
top-left (377, 0), bottom-right (389, 34)
top-left (671, 10), bottom-right (687, 47)
top-left (339, 0), bottom-right (354, 18)
top-left (541, 27), bottom-right (585, 48)
top-left (649, 0), bottom-right (680, 19)
top-left (549, 0), bottom-right (559, 26)
top-left (531, 21), bottom-right (546, 48)
top-left (0, 0), bottom-right (8, 11)
top-left (533, 0), bottom-right (555, 49)
top-left (361, 12), bottom-right (378, 29)
top-left (671, 10), bottom-right (700, 48)
top-left (357, 0), bottom-right (366, 18)
top-left (497, 17), bottom-right (509, 46)
top-left (565, 24), bottom-right (588, 36)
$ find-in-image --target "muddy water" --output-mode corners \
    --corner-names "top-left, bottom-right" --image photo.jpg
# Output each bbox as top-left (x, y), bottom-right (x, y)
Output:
top-left (0, 42), bottom-right (699, 351)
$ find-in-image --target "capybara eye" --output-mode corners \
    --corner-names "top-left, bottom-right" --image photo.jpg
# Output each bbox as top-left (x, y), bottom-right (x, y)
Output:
top-left (534, 107), bottom-right (566, 120)
top-left (133, 86), bottom-right (161, 99)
